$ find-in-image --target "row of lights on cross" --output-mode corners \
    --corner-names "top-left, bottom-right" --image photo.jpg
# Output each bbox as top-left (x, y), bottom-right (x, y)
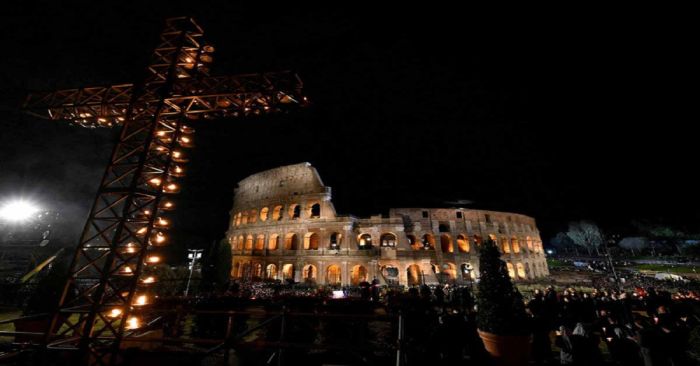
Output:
top-left (110, 119), bottom-right (196, 330)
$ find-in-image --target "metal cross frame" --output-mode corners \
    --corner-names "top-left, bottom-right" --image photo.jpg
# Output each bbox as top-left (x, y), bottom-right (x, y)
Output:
top-left (21, 16), bottom-right (305, 366)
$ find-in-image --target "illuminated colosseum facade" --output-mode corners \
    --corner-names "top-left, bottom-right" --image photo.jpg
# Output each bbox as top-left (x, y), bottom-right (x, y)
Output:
top-left (227, 163), bottom-right (548, 286)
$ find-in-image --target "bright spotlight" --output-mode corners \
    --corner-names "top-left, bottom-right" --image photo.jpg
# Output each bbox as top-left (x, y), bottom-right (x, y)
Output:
top-left (0, 200), bottom-right (40, 222)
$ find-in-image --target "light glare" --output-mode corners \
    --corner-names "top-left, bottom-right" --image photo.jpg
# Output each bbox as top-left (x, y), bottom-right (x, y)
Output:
top-left (0, 200), bottom-right (40, 222)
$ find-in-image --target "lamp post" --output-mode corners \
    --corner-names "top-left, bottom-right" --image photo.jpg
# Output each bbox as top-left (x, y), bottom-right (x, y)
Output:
top-left (184, 249), bottom-right (203, 296)
top-left (463, 264), bottom-right (474, 292)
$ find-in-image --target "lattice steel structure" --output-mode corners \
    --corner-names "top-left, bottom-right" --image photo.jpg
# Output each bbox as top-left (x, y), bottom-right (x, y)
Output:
top-left (22, 17), bottom-right (305, 366)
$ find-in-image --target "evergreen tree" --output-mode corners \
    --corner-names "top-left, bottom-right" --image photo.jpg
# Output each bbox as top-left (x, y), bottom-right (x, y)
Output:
top-left (476, 239), bottom-right (529, 335)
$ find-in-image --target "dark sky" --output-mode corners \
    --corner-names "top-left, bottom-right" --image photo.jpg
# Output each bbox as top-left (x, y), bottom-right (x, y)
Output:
top-left (0, 2), bottom-right (696, 254)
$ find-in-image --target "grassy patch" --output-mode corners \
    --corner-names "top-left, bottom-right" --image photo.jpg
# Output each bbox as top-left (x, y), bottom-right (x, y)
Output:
top-left (632, 264), bottom-right (699, 274)
top-left (546, 259), bottom-right (570, 268)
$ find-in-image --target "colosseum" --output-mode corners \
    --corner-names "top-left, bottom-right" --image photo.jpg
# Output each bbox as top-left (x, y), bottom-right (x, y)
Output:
top-left (227, 163), bottom-right (548, 286)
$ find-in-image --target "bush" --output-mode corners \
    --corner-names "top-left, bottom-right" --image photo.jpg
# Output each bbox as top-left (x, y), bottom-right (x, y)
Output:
top-left (476, 239), bottom-right (529, 336)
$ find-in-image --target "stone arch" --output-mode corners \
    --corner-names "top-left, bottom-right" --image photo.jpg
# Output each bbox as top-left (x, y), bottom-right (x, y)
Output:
top-left (235, 212), bottom-right (241, 226)
top-left (304, 232), bottom-right (319, 250)
top-left (440, 234), bottom-right (454, 253)
top-left (326, 264), bottom-right (341, 285)
top-left (241, 262), bottom-right (251, 280)
top-left (422, 234), bottom-right (436, 250)
top-left (460, 263), bottom-right (475, 280)
top-left (255, 234), bottom-right (265, 250)
top-left (268, 234), bottom-right (279, 250)
top-left (303, 264), bottom-right (317, 283)
top-left (351, 265), bottom-right (368, 285)
top-left (488, 234), bottom-right (497, 244)
top-left (232, 262), bottom-right (240, 278)
top-left (473, 235), bottom-right (483, 247)
top-left (236, 235), bottom-right (244, 250)
top-left (406, 264), bottom-right (423, 286)
top-left (329, 232), bottom-right (341, 249)
top-left (284, 233), bottom-right (298, 250)
top-left (358, 233), bottom-right (373, 249)
top-left (308, 202), bottom-right (321, 218)
top-left (266, 264), bottom-right (277, 279)
top-left (282, 264), bottom-right (294, 280)
top-left (252, 263), bottom-right (263, 279)
top-left (511, 237), bottom-right (520, 253)
top-left (380, 233), bottom-right (397, 247)
top-left (457, 234), bottom-right (470, 253)
top-left (441, 262), bottom-right (457, 281)
top-left (245, 235), bottom-right (253, 250)
top-left (241, 212), bottom-right (249, 225)
top-left (506, 262), bottom-right (515, 279)
top-left (260, 207), bottom-right (269, 221)
top-left (526, 236), bottom-right (533, 251)
top-left (516, 262), bottom-right (526, 279)
top-left (272, 205), bottom-right (283, 221)
top-left (288, 204), bottom-right (301, 219)
top-left (407, 234), bottom-right (420, 250)
top-left (524, 262), bottom-right (531, 279)
top-left (249, 209), bottom-right (258, 224)
top-left (501, 237), bottom-right (511, 253)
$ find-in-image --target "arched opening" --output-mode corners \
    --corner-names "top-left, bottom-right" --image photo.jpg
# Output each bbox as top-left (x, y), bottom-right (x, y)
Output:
top-left (326, 265), bottom-right (341, 285)
top-left (526, 237), bottom-right (533, 251)
top-left (303, 264), bottom-right (317, 283)
top-left (309, 203), bottom-right (321, 218)
top-left (241, 262), bottom-right (251, 280)
top-left (506, 262), bottom-right (515, 278)
top-left (441, 262), bottom-right (457, 282)
top-left (245, 235), bottom-right (253, 250)
top-left (473, 235), bottom-right (483, 247)
top-left (249, 209), bottom-right (258, 224)
top-left (457, 234), bottom-right (469, 253)
top-left (236, 235), bottom-right (244, 250)
top-left (440, 234), bottom-right (454, 253)
top-left (266, 264), bottom-right (277, 279)
top-left (488, 234), bottom-right (497, 244)
top-left (329, 232), bottom-right (341, 249)
top-left (516, 262), bottom-right (526, 279)
top-left (511, 237), bottom-right (520, 253)
top-left (230, 236), bottom-right (237, 249)
top-left (255, 234), bottom-right (265, 250)
top-left (284, 233), bottom-right (298, 250)
top-left (422, 234), bottom-right (435, 250)
top-left (407, 264), bottom-right (422, 286)
top-left (268, 234), bottom-right (279, 250)
top-left (289, 204), bottom-right (300, 219)
top-left (282, 264), bottom-right (294, 280)
top-left (380, 233), bottom-right (397, 247)
top-left (501, 238), bottom-right (511, 253)
top-left (358, 234), bottom-right (372, 249)
top-left (235, 212), bottom-right (241, 226)
top-left (232, 262), bottom-right (240, 278)
top-left (407, 234), bottom-right (420, 250)
top-left (241, 212), bottom-right (249, 225)
top-left (351, 265), bottom-right (367, 285)
top-left (272, 205), bottom-right (283, 221)
top-left (381, 266), bottom-right (399, 285)
top-left (260, 207), bottom-right (269, 221)
top-left (460, 263), bottom-right (475, 280)
top-left (253, 263), bottom-right (263, 279)
top-left (304, 232), bottom-right (319, 250)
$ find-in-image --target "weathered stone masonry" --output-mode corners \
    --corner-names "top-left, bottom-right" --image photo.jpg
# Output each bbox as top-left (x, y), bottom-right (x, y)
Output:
top-left (227, 162), bottom-right (549, 286)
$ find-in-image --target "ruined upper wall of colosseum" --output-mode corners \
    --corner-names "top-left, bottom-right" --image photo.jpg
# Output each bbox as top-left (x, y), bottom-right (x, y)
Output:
top-left (233, 162), bottom-right (328, 208)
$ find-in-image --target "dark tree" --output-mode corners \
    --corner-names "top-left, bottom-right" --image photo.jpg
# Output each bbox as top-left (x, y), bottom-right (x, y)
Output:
top-left (476, 239), bottom-right (529, 335)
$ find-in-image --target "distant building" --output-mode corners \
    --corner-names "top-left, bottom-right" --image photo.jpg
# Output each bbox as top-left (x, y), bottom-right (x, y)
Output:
top-left (227, 163), bottom-right (548, 286)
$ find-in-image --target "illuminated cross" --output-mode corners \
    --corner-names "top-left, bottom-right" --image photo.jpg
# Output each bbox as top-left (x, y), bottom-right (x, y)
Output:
top-left (22, 17), bottom-right (305, 365)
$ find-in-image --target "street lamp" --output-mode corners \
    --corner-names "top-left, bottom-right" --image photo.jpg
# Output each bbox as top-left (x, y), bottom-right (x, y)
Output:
top-left (463, 264), bottom-right (474, 292)
top-left (184, 249), bottom-right (203, 296)
top-left (0, 199), bottom-right (40, 222)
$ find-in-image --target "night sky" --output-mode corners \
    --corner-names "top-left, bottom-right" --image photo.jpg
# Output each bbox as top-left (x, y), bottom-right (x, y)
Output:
top-left (1, 3), bottom-right (695, 257)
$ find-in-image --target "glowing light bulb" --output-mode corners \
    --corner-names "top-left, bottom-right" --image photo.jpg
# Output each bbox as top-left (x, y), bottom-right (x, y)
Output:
top-left (133, 295), bottom-right (148, 306)
top-left (108, 308), bottom-right (122, 318)
top-left (119, 266), bottom-right (133, 275)
top-left (146, 255), bottom-right (160, 264)
top-left (149, 177), bottom-right (162, 186)
top-left (126, 316), bottom-right (140, 329)
top-left (141, 276), bottom-right (156, 284)
top-left (136, 227), bottom-right (148, 236)
top-left (156, 217), bottom-right (169, 227)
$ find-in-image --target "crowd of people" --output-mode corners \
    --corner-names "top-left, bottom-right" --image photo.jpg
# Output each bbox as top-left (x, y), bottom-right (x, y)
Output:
top-left (193, 280), bottom-right (700, 365)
